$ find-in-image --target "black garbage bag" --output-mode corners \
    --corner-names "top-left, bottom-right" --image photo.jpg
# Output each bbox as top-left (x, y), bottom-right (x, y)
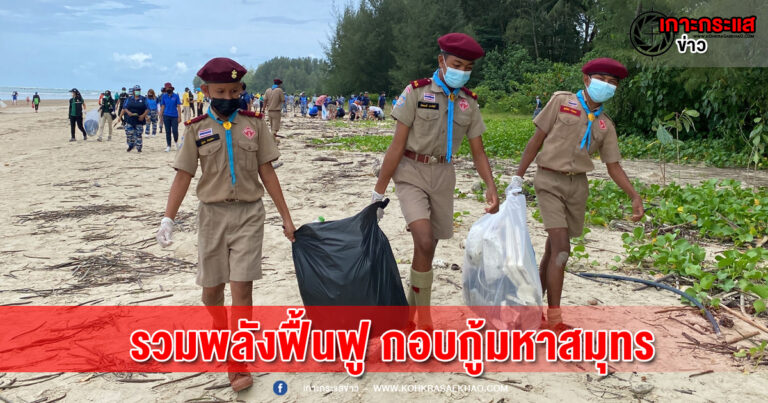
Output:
top-left (292, 199), bottom-right (407, 306)
top-left (292, 200), bottom-right (408, 334)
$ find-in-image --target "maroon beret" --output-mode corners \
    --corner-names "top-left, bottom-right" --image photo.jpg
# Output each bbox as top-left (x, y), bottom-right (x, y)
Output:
top-left (273, 78), bottom-right (282, 85)
top-left (582, 58), bottom-right (628, 80)
top-left (197, 57), bottom-right (247, 83)
top-left (438, 33), bottom-right (484, 61)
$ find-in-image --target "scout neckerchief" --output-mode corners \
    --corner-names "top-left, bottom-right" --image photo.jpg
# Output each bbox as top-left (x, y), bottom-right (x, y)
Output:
top-left (432, 69), bottom-right (461, 163)
top-left (576, 90), bottom-right (602, 150)
top-left (206, 108), bottom-right (238, 185)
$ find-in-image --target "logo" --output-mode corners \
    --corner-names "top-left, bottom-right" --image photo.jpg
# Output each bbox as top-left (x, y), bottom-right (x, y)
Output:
top-left (243, 126), bottom-right (255, 139)
top-left (459, 98), bottom-right (469, 112)
top-left (630, 11), bottom-right (675, 57)
top-left (599, 120), bottom-right (607, 130)
top-left (632, 11), bottom-right (757, 56)
top-left (423, 93), bottom-right (435, 102)
top-left (273, 380), bottom-right (287, 395)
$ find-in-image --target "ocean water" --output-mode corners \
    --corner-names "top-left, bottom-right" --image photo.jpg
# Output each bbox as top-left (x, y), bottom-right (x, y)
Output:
top-left (0, 86), bottom-right (104, 100)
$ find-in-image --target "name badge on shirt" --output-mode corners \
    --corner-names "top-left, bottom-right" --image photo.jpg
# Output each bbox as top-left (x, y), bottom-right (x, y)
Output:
top-left (417, 101), bottom-right (439, 110)
top-left (196, 133), bottom-right (220, 147)
top-left (559, 105), bottom-right (581, 117)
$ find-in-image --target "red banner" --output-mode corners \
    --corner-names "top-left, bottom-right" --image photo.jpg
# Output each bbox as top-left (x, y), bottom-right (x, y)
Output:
top-left (0, 306), bottom-right (729, 375)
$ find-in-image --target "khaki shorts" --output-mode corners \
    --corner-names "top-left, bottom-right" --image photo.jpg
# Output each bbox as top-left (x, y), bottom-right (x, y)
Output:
top-left (268, 110), bottom-right (281, 134)
top-left (197, 199), bottom-right (265, 287)
top-left (392, 157), bottom-right (456, 239)
top-left (533, 168), bottom-right (588, 238)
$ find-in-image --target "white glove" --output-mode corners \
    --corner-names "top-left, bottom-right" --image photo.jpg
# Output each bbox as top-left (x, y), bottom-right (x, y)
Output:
top-left (510, 175), bottom-right (524, 194)
top-left (371, 190), bottom-right (385, 221)
top-left (156, 217), bottom-right (174, 247)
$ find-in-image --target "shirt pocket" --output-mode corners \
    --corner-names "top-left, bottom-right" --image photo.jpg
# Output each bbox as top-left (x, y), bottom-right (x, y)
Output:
top-left (199, 141), bottom-right (223, 174)
top-left (414, 108), bottom-right (441, 135)
top-left (237, 141), bottom-right (260, 171)
top-left (453, 113), bottom-right (471, 139)
top-left (557, 109), bottom-right (581, 126)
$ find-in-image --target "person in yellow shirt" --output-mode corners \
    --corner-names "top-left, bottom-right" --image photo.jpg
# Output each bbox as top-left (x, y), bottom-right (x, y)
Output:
top-left (196, 88), bottom-right (204, 116)
top-left (182, 87), bottom-right (192, 121)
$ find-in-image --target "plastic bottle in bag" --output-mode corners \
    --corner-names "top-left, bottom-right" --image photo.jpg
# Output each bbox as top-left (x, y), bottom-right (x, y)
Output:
top-left (462, 183), bottom-right (543, 329)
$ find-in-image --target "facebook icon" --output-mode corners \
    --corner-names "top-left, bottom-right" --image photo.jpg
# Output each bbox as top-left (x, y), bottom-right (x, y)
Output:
top-left (273, 380), bottom-right (287, 396)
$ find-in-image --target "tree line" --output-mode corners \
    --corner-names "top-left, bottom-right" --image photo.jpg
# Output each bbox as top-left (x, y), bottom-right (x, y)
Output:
top-left (189, 0), bottom-right (768, 158)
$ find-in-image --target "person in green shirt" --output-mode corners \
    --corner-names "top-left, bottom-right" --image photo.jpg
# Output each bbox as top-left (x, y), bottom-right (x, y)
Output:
top-left (68, 88), bottom-right (87, 141)
top-left (32, 92), bottom-right (40, 113)
top-left (97, 90), bottom-right (116, 141)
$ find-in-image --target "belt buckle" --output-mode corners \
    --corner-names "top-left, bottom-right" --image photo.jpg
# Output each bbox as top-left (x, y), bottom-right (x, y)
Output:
top-left (429, 155), bottom-right (438, 164)
top-left (566, 171), bottom-right (578, 176)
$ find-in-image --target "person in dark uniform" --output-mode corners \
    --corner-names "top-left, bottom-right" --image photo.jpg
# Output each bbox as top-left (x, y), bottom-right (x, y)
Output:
top-left (117, 87), bottom-right (129, 128)
top-left (156, 57), bottom-right (295, 392)
top-left (513, 58), bottom-right (644, 332)
top-left (121, 85), bottom-right (148, 152)
top-left (373, 33), bottom-right (500, 331)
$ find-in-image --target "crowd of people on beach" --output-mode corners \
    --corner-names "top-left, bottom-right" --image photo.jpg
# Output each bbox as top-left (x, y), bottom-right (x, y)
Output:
top-left (60, 84), bottom-right (212, 153)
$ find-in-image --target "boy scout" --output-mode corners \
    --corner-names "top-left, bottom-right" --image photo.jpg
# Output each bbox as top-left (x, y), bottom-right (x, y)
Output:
top-left (373, 33), bottom-right (500, 330)
top-left (156, 57), bottom-right (296, 392)
top-left (512, 58), bottom-right (644, 332)
top-left (263, 78), bottom-right (285, 137)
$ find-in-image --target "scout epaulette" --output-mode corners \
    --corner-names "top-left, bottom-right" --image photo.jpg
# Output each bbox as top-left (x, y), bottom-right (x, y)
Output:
top-left (552, 90), bottom-right (574, 97)
top-left (238, 109), bottom-right (264, 119)
top-left (184, 114), bottom-right (208, 126)
top-left (461, 87), bottom-right (477, 100)
top-left (410, 78), bottom-right (432, 88)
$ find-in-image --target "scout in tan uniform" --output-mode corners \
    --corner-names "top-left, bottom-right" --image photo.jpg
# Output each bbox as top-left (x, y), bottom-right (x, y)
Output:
top-left (373, 33), bottom-right (500, 330)
top-left (155, 57), bottom-right (295, 392)
top-left (264, 78), bottom-right (285, 137)
top-left (513, 58), bottom-right (644, 332)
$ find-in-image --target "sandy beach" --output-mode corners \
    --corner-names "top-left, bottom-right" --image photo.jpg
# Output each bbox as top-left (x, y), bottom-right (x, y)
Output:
top-left (1, 101), bottom-right (767, 402)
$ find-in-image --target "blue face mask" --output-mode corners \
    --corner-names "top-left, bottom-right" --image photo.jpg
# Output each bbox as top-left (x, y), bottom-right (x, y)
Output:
top-left (443, 65), bottom-right (471, 88)
top-left (586, 77), bottom-right (616, 103)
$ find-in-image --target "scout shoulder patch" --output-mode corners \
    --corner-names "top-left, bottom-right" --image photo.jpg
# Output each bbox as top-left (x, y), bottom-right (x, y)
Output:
top-left (242, 126), bottom-right (255, 139)
top-left (552, 90), bottom-right (575, 97)
top-left (417, 101), bottom-right (439, 110)
top-left (460, 87), bottom-right (477, 100)
top-left (238, 109), bottom-right (264, 119)
top-left (195, 133), bottom-right (220, 147)
top-left (410, 78), bottom-right (432, 88)
top-left (184, 114), bottom-right (208, 126)
top-left (459, 98), bottom-right (470, 111)
top-left (559, 105), bottom-right (581, 117)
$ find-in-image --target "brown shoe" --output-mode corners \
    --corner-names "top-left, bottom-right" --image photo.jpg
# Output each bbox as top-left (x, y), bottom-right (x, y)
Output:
top-left (228, 372), bottom-right (253, 392)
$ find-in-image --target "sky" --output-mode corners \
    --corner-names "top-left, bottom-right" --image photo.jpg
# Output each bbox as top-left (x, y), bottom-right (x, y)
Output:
top-left (0, 0), bottom-right (343, 91)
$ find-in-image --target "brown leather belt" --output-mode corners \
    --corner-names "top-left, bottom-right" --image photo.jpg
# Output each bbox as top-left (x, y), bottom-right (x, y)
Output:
top-left (540, 166), bottom-right (582, 176)
top-left (403, 150), bottom-right (449, 164)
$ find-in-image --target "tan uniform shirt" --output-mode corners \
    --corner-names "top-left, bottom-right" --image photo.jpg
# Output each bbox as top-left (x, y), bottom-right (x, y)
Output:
top-left (391, 80), bottom-right (485, 157)
top-left (173, 111), bottom-right (280, 203)
top-left (533, 91), bottom-right (621, 173)
top-left (265, 87), bottom-right (284, 111)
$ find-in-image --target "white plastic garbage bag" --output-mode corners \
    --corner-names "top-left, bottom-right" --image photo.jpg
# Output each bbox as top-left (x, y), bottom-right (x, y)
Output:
top-left (84, 110), bottom-right (99, 135)
top-left (462, 183), bottom-right (543, 330)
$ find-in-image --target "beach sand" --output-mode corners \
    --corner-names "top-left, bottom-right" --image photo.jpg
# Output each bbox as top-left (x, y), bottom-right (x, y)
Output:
top-left (1, 101), bottom-right (767, 402)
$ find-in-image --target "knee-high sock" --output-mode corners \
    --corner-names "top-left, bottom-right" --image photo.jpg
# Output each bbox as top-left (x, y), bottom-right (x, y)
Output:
top-left (408, 267), bottom-right (434, 307)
